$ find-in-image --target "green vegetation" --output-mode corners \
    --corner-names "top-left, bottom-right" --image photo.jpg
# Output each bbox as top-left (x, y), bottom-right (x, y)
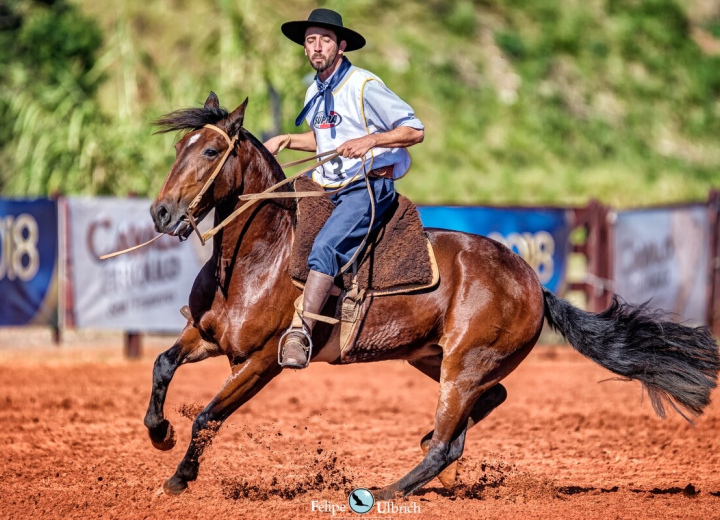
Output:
top-left (1, 0), bottom-right (719, 206)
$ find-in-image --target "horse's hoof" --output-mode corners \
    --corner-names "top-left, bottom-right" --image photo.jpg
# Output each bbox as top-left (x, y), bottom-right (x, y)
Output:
top-left (436, 462), bottom-right (458, 490)
top-left (373, 486), bottom-right (399, 501)
top-left (149, 420), bottom-right (176, 451)
top-left (421, 442), bottom-right (457, 490)
top-left (163, 475), bottom-right (188, 495)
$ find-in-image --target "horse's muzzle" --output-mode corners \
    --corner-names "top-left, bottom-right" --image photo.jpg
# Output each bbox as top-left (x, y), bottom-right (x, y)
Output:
top-left (150, 200), bottom-right (190, 237)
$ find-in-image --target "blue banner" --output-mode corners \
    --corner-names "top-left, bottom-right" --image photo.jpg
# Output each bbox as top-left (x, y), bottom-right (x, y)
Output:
top-left (418, 206), bottom-right (573, 294)
top-left (0, 199), bottom-right (58, 326)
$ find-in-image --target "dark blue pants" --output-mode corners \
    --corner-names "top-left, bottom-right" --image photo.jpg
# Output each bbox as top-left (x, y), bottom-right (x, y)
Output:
top-left (308, 176), bottom-right (396, 277)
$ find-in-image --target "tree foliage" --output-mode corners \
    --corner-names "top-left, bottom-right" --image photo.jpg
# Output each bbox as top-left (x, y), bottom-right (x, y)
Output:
top-left (0, 0), bottom-right (719, 205)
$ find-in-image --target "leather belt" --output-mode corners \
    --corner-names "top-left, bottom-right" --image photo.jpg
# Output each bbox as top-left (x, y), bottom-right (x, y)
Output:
top-left (368, 165), bottom-right (394, 179)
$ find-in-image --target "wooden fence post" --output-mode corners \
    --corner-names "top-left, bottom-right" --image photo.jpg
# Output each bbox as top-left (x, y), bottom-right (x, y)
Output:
top-left (570, 199), bottom-right (613, 312)
top-left (50, 191), bottom-right (62, 346)
top-left (124, 332), bottom-right (142, 359)
top-left (122, 190), bottom-right (144, 360)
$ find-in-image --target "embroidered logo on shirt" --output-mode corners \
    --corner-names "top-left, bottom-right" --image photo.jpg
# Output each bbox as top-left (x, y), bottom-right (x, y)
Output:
top-left (313, 111), bottom-right (343, 129)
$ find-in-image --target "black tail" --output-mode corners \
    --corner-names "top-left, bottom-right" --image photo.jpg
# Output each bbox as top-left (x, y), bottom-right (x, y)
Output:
top-left (542, 288), bottom-right (719, 422)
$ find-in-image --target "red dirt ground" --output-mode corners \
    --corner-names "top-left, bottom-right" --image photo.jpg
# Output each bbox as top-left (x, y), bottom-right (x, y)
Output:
top-left (1, 330), bottom-right (720, 519)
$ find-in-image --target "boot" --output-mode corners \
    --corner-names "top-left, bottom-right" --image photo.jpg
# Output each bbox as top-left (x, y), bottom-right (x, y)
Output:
top-left (279, 270), bottom-right (336, 368)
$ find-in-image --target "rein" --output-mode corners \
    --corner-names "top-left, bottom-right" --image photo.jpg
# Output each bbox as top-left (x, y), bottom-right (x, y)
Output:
top-left (100, 125), bottom-right (343, 260)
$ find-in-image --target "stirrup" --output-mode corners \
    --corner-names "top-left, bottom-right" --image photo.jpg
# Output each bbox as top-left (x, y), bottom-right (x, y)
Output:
top-left (278, 327), bottom-right (314, 368)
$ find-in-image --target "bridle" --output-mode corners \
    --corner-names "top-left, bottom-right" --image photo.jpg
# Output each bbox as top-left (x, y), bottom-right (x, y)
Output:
top-left (182, 124), bottom-right (238, 245)
top-left (196, 124), bottom-right (346, 245)
top-left (100, 120), bottom-right (378, 328)
top-left (100, 123), bottom-right (344, 259)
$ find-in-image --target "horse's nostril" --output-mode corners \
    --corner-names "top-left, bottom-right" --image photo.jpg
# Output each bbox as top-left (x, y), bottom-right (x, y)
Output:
top-left (157, 205), bottom-right (170, 225)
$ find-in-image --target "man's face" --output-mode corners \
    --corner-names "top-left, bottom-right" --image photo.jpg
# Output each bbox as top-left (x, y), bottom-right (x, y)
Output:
top-left (304, 27), bottom-right (345, 73)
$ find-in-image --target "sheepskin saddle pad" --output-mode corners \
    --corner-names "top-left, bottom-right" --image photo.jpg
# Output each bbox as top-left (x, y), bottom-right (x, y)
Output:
top-left (289, 175), bottom-right (437, 295)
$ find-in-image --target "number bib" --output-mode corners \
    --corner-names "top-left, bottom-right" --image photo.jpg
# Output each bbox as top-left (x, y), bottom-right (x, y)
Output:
top-left (304, 67), bottom-right (412, 187)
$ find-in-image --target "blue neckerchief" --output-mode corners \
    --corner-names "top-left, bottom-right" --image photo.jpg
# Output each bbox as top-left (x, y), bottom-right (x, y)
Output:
top-left (295, 57), bottom-right (353, 127)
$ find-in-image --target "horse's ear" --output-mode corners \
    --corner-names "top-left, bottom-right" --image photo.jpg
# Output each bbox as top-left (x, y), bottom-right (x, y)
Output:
top-left (204, 91), bottom-right (220, 110)
top-left (227, 97), bottom-right (249, 137)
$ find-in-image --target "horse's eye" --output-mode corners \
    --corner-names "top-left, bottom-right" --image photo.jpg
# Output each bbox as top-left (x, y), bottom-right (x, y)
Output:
top-left (203, 148), bottom-right (219, 158)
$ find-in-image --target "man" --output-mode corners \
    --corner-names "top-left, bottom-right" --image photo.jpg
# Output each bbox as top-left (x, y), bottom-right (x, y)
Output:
top-left (265, 8), bottom-right (424, 368)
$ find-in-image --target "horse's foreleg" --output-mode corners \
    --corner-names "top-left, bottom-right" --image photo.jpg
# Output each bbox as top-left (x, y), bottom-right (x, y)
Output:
top-left (163, 345), bottom-right (282, 495)
top-left (409, 360), bottom-right (507, 489)
top-left (144, 325), bottom-right (219, 450)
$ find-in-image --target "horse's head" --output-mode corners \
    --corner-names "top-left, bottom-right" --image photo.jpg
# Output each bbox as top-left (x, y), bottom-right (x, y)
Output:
top-left (150, 92), bottom-right (250, 238)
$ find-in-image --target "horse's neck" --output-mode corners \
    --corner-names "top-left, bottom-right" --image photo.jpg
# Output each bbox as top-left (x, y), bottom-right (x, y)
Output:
top-left (212, 143), bottom-right (293, 276)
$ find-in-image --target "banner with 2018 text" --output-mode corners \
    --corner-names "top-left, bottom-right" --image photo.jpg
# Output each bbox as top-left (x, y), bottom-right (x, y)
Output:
top-left (0, 199), bottom-right (59, 326)
top-left (418, 206), bottom-right (574, 294)
top-left (64, 197), bottom-right (212, 331)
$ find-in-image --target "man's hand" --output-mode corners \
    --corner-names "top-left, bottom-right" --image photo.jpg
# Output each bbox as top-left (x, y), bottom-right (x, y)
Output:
top-left (263, 134), bottom-right (290, 155)
top-left (336, 135), bottom-right (377, 158)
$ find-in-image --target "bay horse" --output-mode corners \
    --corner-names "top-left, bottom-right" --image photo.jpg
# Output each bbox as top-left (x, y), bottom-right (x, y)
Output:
top-left (145, 92), bottom-right (719, 498)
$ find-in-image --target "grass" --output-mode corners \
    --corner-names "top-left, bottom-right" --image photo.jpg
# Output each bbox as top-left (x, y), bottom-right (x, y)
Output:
top-left (1, 0), bottom-right (719, 205)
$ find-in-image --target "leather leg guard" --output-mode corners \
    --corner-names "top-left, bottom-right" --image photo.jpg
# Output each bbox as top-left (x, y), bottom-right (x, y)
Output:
top-left (279, 271), bottom-right (336, 369)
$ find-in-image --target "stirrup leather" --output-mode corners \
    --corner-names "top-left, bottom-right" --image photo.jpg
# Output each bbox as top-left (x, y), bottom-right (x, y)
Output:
top-left (278, 327), bottom-right (314, 368)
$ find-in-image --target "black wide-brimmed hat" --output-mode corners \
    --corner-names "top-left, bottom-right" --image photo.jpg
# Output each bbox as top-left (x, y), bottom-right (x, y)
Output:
top-left (281, 8), bottom-right (366, 51)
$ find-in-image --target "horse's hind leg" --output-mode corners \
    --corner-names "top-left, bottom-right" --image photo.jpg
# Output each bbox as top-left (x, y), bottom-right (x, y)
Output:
top-left (410, 360), bottom-right (507, 489)
top-left (419, 383), bottom-right (507, 450)
top-left (374, 368), bottom-right (484, 498)
top-left (163, 345), bottom-right (281, 495)
top-left (378, 348), bottom-right (520, 499)
top-left (411, 360), bottom-right (507, 444)
top-left (144, 325), bottom-right (220, 450)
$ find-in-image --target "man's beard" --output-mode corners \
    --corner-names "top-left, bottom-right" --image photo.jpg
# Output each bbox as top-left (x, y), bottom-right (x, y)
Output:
top-left (310, 49), bottom-right (338, 73)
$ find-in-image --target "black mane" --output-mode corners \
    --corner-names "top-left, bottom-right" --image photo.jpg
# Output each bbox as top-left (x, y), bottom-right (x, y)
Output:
top-left (153, 105), bottom-right (229, 134)
top-left (153, 97), bottom-right (288, 186)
